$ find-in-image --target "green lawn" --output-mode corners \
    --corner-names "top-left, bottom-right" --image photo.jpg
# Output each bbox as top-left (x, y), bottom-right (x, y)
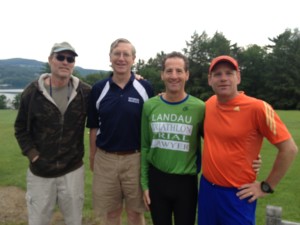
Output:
top-left (0, 110), bottom-right (299, 225)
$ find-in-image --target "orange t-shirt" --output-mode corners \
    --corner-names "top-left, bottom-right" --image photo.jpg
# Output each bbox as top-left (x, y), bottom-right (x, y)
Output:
top-left (202, 92), bottom-right (291, 187)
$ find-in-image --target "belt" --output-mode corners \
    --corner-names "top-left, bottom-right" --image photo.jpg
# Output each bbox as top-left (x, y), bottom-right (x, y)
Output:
top-left (99, 149), bottom-right (140, 155)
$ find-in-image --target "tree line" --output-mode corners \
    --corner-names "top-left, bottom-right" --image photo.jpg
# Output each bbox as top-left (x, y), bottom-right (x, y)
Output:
top-left (1, 28), bottom-right (299, 110)
top-left (135, 28), bottom-right (300, 110)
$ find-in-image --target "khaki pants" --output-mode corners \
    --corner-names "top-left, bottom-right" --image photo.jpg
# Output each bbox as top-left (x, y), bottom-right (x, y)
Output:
top-left (92, 148), bottom-right (146, 216)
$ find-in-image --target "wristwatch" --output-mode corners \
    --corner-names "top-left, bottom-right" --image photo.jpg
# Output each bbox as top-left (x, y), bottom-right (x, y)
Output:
top-left (261, 181), bottom-right (274, 193)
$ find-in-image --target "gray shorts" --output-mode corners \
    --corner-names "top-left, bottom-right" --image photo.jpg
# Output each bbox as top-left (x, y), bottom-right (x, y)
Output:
top-left (26, 165), bottom-right (84, 225)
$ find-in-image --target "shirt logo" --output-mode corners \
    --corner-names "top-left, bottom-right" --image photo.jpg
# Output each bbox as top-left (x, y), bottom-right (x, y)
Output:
top-left (128, 97), bottom-right (140, 104)
top-left (233, 106), bottom-right (240, 111)
top-left (183, 106), bottom-right (189, 111)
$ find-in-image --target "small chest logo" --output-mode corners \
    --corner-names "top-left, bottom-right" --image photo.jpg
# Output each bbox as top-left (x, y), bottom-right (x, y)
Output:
top-left (233, 106), bottom-right (240, 111)
top-left (128, 97), bottom-right (140, 104)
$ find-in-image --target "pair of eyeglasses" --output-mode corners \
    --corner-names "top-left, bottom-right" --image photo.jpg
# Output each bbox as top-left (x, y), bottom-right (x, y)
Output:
top-left (55, 55), bottom-right (75, 63)
top-left (111, 52), bottom-right (132, 59)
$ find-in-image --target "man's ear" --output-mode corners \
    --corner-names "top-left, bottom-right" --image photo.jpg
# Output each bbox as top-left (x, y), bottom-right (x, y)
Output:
top-left (236, 71), bottom-right (241, 85)
top-left (186, 71), bottom-right (190, 81)
top-left (48, 55), bottom-right (52, 64)
top-left (208, 73), bottom-right (212, 86)
top-left (161, 72), bottom-right (164, 81)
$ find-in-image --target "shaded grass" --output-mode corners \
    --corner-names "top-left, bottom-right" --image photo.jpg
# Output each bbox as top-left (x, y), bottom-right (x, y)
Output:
top-left (0, 110), bottom-right (299, 224)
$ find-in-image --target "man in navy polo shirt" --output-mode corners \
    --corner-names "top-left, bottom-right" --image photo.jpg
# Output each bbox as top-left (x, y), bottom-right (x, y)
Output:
top-left (87, 38), bottom-right (154, 225)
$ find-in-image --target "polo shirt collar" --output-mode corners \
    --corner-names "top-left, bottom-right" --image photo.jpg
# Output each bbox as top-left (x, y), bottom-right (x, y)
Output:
top-left (109, 71), bottom-right (135, 86)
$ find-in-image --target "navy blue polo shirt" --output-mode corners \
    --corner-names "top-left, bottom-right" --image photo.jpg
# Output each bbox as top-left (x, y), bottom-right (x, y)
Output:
top-left (87, 72), bottom-right (154, 152)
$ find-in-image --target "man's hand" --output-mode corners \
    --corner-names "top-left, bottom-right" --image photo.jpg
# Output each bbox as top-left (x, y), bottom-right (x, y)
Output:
top-left (135, 74), bottom-right (144, 80)
top-left (253, 154), bottom-right (262, 174)
top-left (31, 155), bottom-right (39, 163)
top-left (89, 156), bottom-right (95, 172)
top-left (237, 181), bottom-right (267, 203)
top-left (143, 190), bottom-right (151, 211)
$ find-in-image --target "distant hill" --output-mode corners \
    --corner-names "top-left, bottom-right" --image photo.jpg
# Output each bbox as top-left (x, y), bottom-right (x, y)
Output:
top-left (0, 58), bottom-right (107, 88)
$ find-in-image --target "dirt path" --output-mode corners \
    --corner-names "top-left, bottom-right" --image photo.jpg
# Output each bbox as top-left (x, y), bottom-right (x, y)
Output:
top-left (0, 186), bottom-right (27, 224)
top-left (0, 186), bottom-right (142, 225)
top-left (0, 186), bottom-right (66, 225)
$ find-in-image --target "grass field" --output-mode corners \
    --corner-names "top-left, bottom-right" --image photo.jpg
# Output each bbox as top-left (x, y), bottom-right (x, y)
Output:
top-left (0, 109), bottom-right (299, 225)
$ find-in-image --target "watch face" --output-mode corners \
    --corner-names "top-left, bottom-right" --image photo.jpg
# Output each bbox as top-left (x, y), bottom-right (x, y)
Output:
top-left (261, 181), bottom-right (273, 193)
top-left (262, 182), bottom-right (269, 192)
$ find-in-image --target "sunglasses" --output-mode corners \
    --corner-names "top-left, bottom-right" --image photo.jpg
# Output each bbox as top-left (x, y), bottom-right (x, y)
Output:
top-left (55, 55), bottom-right (75, 63)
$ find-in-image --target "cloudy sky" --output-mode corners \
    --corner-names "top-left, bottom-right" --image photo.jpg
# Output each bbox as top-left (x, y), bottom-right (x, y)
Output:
top-left (1, 0), bottom-right (299, 70)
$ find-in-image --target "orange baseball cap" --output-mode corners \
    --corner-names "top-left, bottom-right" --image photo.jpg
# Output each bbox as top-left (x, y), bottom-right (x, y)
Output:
top-left (209, 55), bottom-right (239, 73)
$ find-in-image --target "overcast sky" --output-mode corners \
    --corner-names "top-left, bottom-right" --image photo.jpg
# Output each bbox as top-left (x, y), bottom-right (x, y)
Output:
top-left (1, 0), bottom-right (299, 71)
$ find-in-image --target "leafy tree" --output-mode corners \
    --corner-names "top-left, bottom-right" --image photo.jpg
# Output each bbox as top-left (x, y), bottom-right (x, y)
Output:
top-left (136, 52), bottom-right (167, 94)
top-left (209, 31), bottom-right (240, 58)
top-left (264, 28), bottom-right (300, 109)
top-left (83, 72), bottom-right (110, 86)
top-left (238, 44), bottom-right (268, 99)
top-left (183, 31), bottom-right (211, 99)
top-left (134, 28), bottom-right (300, 109)
top-left (12, 93), bottom-right (21, 109)
top-left (183, 31), bottom-right (241, 100)
top-left (40, 63), bottom-right (51, 74)
top-left (0, 95), bottom-right (7, 109)
top-left (138, 66), bottom-right (162, 94)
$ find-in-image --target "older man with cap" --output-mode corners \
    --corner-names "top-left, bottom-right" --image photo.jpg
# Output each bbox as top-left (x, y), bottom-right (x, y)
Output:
top-left (197, 55), bottom-right (298, 225)
top-left (15, 42), bottom-right (91, 225)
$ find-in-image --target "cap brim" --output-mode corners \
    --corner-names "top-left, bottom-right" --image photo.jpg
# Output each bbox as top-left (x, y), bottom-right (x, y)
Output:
top-left (53, 48), bottom-right (78, 56)
top-left (209, 56), bottom-right (238, 73)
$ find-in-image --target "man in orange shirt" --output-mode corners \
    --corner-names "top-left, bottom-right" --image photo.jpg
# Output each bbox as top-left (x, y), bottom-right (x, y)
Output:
top-left (198, 55), bottom-right (298, 225)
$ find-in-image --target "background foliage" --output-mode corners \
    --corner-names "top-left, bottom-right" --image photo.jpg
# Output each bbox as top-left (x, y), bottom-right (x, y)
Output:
top-left (1, 28), bottom-right (300, 110)
top-left (135, 28), bottom-right (300, 109)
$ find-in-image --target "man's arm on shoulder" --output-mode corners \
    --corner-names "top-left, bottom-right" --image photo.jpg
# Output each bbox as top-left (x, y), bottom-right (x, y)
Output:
top-left (89, 128), bottom-right (98, 172)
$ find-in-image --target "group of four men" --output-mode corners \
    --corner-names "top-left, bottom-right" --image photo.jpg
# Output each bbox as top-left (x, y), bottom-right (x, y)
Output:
top-left (15, 39), bottom-right (298, 225)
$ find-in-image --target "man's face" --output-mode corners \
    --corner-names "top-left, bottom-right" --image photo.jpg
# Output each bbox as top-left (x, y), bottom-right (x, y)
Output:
top-left (161, 57), bottom-right (189, 95)
top-left (110, 43), bottom-right (135, 75)
top-left (208, 62), bottom-right (241, 102)
top-left (48, 51), bottom-right (75, 79)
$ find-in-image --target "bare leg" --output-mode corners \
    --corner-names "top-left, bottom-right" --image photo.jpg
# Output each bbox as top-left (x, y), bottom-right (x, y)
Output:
top-left (126, 208), bottom-right (145, 225)
top-left (104, 207), bottom-right (123, 225)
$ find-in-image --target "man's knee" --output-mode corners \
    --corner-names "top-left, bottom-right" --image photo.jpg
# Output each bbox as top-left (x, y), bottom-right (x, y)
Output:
top-left (126, 209), bottom-right (145, 225)
top-left (106, 207), bottom-right (123, 221)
